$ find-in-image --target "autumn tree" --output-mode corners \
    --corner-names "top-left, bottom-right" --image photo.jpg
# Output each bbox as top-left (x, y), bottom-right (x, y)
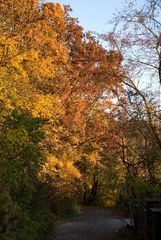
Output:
top-left (37, 4), bottom-right (125, 208)
top-left (97, 0), bottom-right (161, 204)
top-left (103, 0), bottom-right (161, 150)
top-left (103, 0), bottom-right (161, 154)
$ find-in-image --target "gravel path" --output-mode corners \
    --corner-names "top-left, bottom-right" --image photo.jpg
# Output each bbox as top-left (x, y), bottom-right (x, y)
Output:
top-left (53, 206), bottom-right (127, 240)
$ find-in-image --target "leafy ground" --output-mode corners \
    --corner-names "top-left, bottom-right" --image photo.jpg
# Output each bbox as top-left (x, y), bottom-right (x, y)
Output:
top-left (53, 206), bottom-right (127, 240)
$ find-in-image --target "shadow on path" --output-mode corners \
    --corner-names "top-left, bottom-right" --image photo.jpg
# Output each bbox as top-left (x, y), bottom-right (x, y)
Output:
top-left (53, 206), bottom-right (127, 240)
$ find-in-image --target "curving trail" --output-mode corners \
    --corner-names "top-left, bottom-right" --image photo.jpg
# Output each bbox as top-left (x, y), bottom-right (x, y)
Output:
top-left (53, 206), bottom-right (126, 240)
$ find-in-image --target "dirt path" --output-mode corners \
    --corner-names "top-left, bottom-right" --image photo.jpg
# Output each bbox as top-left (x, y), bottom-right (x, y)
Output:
top-left (53, 206), bottom-right (127, 240)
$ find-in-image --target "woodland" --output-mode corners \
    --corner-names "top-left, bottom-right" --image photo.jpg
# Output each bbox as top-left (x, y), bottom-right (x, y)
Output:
top-left (0, 0), bottom-right (160, 239)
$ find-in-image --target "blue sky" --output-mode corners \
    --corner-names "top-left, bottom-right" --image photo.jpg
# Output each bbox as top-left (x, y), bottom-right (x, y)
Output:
top-left (53, 0), bottom-right (124, 33)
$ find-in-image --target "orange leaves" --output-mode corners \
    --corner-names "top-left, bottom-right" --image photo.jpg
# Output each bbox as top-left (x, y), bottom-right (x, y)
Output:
top-left (42, 2), bottom-right (66, 41)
